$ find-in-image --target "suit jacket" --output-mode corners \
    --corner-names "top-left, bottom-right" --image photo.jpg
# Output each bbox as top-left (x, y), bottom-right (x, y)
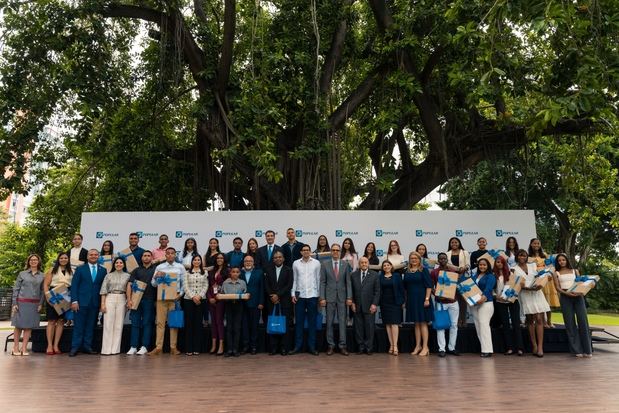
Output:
top-left (206, 268), bottom-right (229, 300)
top-left (264, 263), bottom-right (294, 309)
top-left (255, 244), bottom-right (283, 269)
top-left (71, 263), bottom-right (107, 308)
top-left (351, 269), bottom-right (381, 314)
top-left (380, 272), bottom-right (405, 306)
top-left (240, 268), bottom-right (264, 308)
top-left (67, 247), bottom-right (88, 263)
top-left (319, 259), bottom-right (352, 303)
top-left (281, 241), bottom-right (306, 268)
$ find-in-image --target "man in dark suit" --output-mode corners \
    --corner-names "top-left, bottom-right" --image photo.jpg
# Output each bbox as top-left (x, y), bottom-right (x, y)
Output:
top-left (255, 230), bottom-right (282, 269)
top-left (350, 256), bottom-right (380, 355)
top-left (319, 243), bottom-right (352, 355)
top-left (264, 251), bottom-right (294, 355)
top-left (282, 228), bottom-right (305, 268)
top-left (69, 249), bottom-right (108, 356)
top-left (240, 255), bottom-right (264, 354)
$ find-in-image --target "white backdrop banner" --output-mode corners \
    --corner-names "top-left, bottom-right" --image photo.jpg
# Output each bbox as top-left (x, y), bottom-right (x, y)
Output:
top-left (80, 210), bottom-right (536, 258)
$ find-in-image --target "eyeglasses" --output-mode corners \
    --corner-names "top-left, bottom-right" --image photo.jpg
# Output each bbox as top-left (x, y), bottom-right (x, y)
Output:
top-left (331, 249), bottom-right (340, 252)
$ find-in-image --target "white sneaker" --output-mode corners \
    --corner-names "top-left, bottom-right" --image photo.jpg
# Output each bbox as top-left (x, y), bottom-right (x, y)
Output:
top-left (137, 346), bottom-right (148, 355)
top-left (126, 347), bottom-right (138, 355)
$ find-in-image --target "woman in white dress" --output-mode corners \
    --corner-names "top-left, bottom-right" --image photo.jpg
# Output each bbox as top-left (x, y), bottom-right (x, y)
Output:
top-left (513, 249), bottom-right (549, 357)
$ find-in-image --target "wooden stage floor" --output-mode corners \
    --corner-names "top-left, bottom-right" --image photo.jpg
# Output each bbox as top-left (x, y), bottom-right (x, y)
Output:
top-left (1, 330), bottom-right (619, 412)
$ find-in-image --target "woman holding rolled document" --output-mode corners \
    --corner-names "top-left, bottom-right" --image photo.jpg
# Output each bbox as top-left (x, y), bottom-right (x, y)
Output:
top-left (43, 252), bottom-right (73, 355)
top-left (493, 255), bottom-right (524, 355)
top-left (552, 253), bottom-right (592, 358)
top-left (515, 249), bottom-right (549, 357)
top-left (469, 258), bottom-right (496, 357)
top-left (100, 257), bottom-right (130, 355)
top-left (183, 255), bottom-right (209, 355)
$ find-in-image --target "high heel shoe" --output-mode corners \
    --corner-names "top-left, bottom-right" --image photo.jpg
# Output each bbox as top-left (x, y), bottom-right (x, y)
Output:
top-left (393, 347), bottom-right (399, 356)
top-left (388, 346), bottom-right (394, 355)
top-left (418, 348), bottom-right (429, 357)
top-left (411, 346), bottom-right (421, 356)
top-left (209, 348), bottom-right (217, 354)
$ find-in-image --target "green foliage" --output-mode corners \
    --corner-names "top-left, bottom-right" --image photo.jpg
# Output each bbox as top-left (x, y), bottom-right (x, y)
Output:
top-left (0, 222), bottom-right (38, 287)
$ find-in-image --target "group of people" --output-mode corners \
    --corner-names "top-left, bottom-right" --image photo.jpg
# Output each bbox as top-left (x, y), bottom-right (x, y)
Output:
top-left (10, 229), bottom-right (593, 359)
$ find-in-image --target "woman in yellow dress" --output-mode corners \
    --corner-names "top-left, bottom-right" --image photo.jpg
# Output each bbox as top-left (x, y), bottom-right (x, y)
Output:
top-left (528, 238), bottom-right (559, 327)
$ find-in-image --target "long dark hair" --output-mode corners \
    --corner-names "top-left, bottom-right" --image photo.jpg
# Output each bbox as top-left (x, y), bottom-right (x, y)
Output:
top-left (315, 235), bottom-right (330, 253)
top-left (447, 237), bottom-right (464, 251)
top-left (363, 242), bottom-right (377, 260)
top-left (208, 238), bottom-right (221, 254)
top-left (342, 237), bottom-right (357, 255)
top-left (190, 254), bottom-right (205, 275)
top-left (246, 238), bottom-right (259, 254)
top-left (213, 253), bottom-right (227, 273)
top-left (52, 252), bottom-right (73, 275)
top-left (505, 236), bottom-right (519, 255)
top-left (100, 240), bottom-right (114, 256)
top-left (554, 253), bottom-right (573, 270)
top-left (183, 237), bottom-right (199, 258)
top-left (528, 238), bottom-right (547, 258)
top-left (415, 243), bottom-right (429, 259)
top-left (476, 258), bottom-right (493, 276)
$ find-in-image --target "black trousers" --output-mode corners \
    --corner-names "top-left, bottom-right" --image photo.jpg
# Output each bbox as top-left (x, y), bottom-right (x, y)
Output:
top-left (225, 301), bottom-right (243, 353)
top-left (266, 303), bottom-right (291, 352)
top-left (184, 299), bottom-right (204, 353)
top-left (353, 311), bottom-right (376, 352)
top-left (495, 301), bottom-right (524, 351)
top-left (242, 306), bottom-right (261, 350)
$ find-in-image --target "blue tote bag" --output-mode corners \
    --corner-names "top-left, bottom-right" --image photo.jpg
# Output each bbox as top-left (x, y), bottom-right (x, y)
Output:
top-left (167, 301), bottom-right (184, 329)
top-left (267, 304), bottom-right (286, 335)
top-left (432, 301), bottom-right (451, 330)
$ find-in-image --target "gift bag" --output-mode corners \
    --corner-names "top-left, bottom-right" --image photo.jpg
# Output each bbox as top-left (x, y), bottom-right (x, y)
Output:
top-left (167, 302), bottom-right (184, 329)
top-left (267, 304), bottom-right (286, 335)
top-left (304, 312), bottom-right (323, 330)
top-left (432, 302), bottom-right (451, 330)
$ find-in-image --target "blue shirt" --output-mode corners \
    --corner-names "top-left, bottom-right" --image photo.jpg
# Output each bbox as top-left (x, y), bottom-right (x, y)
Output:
top-left (244, 269), bottom-right (253, 284)
top-left (226, 250), bottom-right (245, 268)
top-left (472, 272), bottom-right (496, 302)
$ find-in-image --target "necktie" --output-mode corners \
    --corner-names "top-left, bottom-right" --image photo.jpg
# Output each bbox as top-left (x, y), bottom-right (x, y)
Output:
top-left (361, 271), bottom-right (366, 283)
top-left (268, 245), bottom-right (273, 261)
top-left (91, 265), bottom-right (97, 281)
top-left (334, 261), bottom-right (339, 281)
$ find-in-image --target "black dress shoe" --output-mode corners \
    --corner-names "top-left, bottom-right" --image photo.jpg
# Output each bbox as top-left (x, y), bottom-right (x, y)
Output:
top-left (481, 353), bottom-right (492, 358)
top-left (281, 350), bottom-right (288, 356)
top-left (357, 349), bottom-right (365, 355)
top-left (310, 350), bottom-right (319, 356)
top-left (233, 352), bottom-right (240, 357)
top-left (340, 348), bottom-right (349, 356)
top-left (438, 351), bottom-right (446, 358)
top-left (85, 349), bottom-right (98, 355)
top-left (447, 349), bottom-right (460, 356)
top-left (69, 351), bottom-right (78, 357)
top-left (289, 349), bottom-right (300, 355)
top-left (250, 348), bottom-right (257, 355)
top-left (224, 352), bottom-right (232, 358)
top-left (269, 351), bottom-right (277, 355)
top-left (240, 347), bottom-right (248, 354)
top-left (326, 346), bottom-right (334, 356)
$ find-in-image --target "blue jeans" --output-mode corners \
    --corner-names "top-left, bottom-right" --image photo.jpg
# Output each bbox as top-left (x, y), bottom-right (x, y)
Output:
top-left (71, 305), bottom-right (98, 352)
top-left (294, 297), bottom-right (318, 352)
top-left (130, 298), bottom-right (155, 348)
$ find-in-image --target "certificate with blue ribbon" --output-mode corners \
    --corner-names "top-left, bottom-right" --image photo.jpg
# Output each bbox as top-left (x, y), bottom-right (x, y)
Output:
top-left (566, 275), bottom-right (600, 296)
top-left (156, 273), bottom-right (178, 301)
top-left (45, 285), bottom-right (71, 315)
top-left (130, 280), bottom-right (147, 309)
top-left (457, 277), bottom-right (483, 306)
top-left (435, 270), bottom-right (458, 300)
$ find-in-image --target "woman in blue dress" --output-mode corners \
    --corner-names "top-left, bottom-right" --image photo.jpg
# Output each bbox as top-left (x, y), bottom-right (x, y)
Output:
top-left (403, 251), bottom-right (433, 356)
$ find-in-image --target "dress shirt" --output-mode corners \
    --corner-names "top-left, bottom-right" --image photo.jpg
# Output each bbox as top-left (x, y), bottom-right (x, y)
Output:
top-left (183, 270), bottom-right (209, 299)
top-left (100, 271), bottom-right (131, 295)
top-left (226, 250), bottom-right (245, 267)
top-left (151, 247), bottom-right (166, 263)
top-left (152, 261), bottom-right (186, 293)
top-left (275, 265), bottom-right (282, 282)
top-left (244, 268), bottom-right (254, 284)
top-left (292, 257), bottom-right (321, 298)
top-left (222, 278), bottom-right (247, 295)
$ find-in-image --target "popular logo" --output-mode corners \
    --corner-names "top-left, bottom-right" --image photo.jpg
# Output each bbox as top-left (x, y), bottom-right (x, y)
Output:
top-left (295, 230), bottom-right (303, 237)
top-left (416, 229), bottom-right (438, 237)
top-left (96, 232), bottom-right (103, 239)
top-left (377, 249), bottom-right (384, 257)
top-left (456, 229), bottom-right (463, 237)
top-left (376, 229), bottom-right (398, 237)
top-left (376, 230), bottom-right (383, 237)
top-left (335, 229), bottom-right (358, 237)
top-left (137, 231), bottom-right (143, 238)
top-left (416, 230), bottom-right (423, 237)
top-left (495, 229), bottom-right (518, 237)
top-left (215, 230), bottom-right (238, 237)
top-left (96, 231), bottom-right (119, 239)
top-left (176, 231), bottom-right (183, 238)
top-left (215, 230), bottom-right (223, 237)
top-left (455, 229), bottom-right (478, 236)
top-left (335, 230), bottom-right (343, 237)
top-left (255, 230), bottom-right (263, 237)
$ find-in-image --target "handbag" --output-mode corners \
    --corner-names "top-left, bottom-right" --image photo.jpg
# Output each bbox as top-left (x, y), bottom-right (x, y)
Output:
top-left (432, 301), bottom-right (451, 330)
top-left (167, 301), bottom-right (184, 329)
top-left (266, 304), bottom-right (286, 335)
top-left (303, 311), bottom-right (323, 330)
